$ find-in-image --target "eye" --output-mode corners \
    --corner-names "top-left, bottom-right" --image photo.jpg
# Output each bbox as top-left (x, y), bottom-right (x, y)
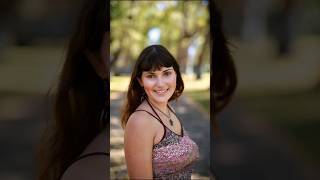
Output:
top-left (164, 71), bottom-right (172, 76)
top-left (146, 74), bottom-right (155, 78)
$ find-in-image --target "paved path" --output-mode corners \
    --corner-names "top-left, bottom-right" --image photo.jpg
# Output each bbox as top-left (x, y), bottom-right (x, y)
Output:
top-left (110, 92), bottom-right (210, 179)
top-left (213, 98), bottom-right (320, 180)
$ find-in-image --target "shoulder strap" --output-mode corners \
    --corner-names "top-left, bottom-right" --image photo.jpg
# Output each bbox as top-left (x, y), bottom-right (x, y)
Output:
top-left (134, 109), bottom-right (165, 127)
top-left (145, 99), bottom-right (162, 120)
top-left (135, 107), bottom-right (167, 143)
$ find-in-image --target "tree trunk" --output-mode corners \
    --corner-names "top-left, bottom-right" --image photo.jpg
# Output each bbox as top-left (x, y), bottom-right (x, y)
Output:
top-left (194, 31), bottom-right (209, 80)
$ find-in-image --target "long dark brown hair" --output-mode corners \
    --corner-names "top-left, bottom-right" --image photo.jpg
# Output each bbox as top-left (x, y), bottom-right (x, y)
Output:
top-left (120, 45), bottom-right (184, 128)
top-left (211, 2), bottom-right (237, 130)
top-left (210, 2), bottom-right (237, 178)
top-left (37, 0), bottom-right (108, 179)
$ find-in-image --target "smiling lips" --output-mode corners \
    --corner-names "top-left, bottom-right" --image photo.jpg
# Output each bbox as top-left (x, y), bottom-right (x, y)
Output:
top-left (154, 88), bottom-right (169, 95)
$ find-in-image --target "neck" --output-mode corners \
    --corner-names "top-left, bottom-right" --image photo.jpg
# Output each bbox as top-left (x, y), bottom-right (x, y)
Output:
top-left (147, 98), bottom-right (168, 113)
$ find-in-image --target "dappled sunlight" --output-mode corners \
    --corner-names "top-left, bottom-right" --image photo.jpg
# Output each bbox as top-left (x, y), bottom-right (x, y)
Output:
top-left (111, 116), bottom-right (120, 126)
top-left (110, 127), bottom-right (123, 138)
top-left (182, 73), bottom-right (210, 92)
top-left (192, 173), bottom-right (210, 180)
top-left (110, 76), bottom-right (130, 92)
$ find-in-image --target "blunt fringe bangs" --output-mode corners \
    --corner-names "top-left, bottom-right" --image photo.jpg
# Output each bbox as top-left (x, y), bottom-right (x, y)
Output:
top-left (138, 45), bottom-right (177, 75)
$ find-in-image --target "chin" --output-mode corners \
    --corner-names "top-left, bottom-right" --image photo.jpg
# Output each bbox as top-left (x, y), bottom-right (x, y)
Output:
top-left (152, 97), bottom-right (169, 104)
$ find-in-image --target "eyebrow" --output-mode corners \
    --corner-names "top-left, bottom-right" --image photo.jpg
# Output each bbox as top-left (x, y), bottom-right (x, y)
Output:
top-left (145, 68), bottom-right (173, 74)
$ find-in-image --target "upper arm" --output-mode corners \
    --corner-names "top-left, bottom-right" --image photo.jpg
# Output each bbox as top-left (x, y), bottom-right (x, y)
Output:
top-left (124, 112), bottom-right (155, 179)
top-left (60, 155), bottom-right (108, 180)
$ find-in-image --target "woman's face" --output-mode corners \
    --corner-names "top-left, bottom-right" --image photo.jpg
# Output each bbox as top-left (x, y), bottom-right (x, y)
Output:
top-left (138, 66), bottom-right (176, 105)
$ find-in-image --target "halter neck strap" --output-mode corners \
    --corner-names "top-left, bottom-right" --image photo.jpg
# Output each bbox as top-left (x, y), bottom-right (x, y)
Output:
top-left (146, 98), bottom-right (162, 121)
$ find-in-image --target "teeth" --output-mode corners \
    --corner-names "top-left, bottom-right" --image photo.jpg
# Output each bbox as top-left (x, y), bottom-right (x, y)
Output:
top-left (155, 89), bottom-right (167, 94)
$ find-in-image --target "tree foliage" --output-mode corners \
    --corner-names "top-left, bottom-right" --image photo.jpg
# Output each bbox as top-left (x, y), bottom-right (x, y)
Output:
top-left (111, 1), bottom-right (209, 77)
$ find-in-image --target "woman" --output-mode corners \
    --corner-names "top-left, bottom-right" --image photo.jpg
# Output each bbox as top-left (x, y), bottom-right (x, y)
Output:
top-left (37, 0), bottom-right (109, 179)
top-left (121, 45), bottom-right (200, 179)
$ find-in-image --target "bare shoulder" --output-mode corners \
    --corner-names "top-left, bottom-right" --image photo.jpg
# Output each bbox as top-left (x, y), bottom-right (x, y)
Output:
top-left (60, 153), bottom-right (108, 180)
top-left (125, 110), bottom-right (158, 138)
top-left (126, 110), bottom-right (157, 129)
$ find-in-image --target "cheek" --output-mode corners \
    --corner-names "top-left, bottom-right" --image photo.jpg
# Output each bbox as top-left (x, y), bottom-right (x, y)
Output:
top-left (141, 79), bottom-right (155, 90)
top-left (167, 75), bottom-right (177, 87)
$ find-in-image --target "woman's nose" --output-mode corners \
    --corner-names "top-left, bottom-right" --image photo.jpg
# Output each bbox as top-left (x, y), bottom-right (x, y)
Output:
top-left (155, 76), bottom-right (165, 86)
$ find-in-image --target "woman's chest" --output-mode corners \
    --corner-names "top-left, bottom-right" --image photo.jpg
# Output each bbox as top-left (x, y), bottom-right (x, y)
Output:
top-left (152, 131), bottom-right (199, 175)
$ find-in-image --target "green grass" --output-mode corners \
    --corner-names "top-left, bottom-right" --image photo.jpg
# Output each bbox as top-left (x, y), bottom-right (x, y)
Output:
top-left (110, 76), bottom-right (131, 92)
top-left (184, 90), bottom-right (210, 113)
top-left (237, 89), bottom-right (320, 161)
